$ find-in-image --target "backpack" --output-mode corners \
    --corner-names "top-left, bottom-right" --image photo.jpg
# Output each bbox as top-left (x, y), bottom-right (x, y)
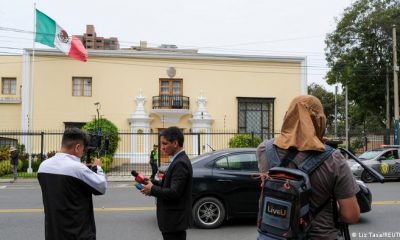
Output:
top-left (258, 139), bottom-right (335, 240)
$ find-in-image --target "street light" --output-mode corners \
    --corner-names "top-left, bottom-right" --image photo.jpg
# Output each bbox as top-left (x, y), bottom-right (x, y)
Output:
top-left (94, 102), bottom-right (101, 133)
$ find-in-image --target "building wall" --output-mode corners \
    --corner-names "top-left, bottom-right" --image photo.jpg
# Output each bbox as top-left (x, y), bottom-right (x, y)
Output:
top-left (0, 56), bottom-right (22, 129)
top-left (1, 52), bottom-right (304, 133)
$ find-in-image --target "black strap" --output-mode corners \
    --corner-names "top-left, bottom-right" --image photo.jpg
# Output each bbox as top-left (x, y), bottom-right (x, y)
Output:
top-left (265, 138), bottom-right (335, 175)
top-left (279, 147), bottom-right (298, 167)
top-left (297, 144), bottom-right (335, 175)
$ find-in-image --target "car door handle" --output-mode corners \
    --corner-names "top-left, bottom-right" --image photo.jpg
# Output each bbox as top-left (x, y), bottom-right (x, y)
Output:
top-left (217, 179), bottom-right (232, 182)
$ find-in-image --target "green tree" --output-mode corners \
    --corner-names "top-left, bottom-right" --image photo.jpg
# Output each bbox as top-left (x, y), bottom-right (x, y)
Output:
top-left (82, 118), bottom-right (119, 157)
top-left (228, 134), bottom-right (262, 148)
top-left (308, 83), bottom-right (341, 130)
top-left (325, 0), bottom-right (400, 129)
top-left (308, 83), bottom-right (382, 135)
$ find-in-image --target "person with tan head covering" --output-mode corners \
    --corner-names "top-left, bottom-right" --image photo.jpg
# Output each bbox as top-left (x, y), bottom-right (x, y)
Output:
top-left (256, 95), bottom-right (360, 239)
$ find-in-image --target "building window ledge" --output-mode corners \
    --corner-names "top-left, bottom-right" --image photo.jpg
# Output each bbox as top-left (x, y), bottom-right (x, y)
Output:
top-left (0, 97), bottom-right (21, 104)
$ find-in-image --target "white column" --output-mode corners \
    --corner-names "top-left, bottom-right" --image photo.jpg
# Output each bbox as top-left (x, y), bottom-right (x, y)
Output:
top-left (130, 126), bottom-right (138, 154)
top-left (128, 91), bottom-right (152, 163)
top-left (21, 50), bottom-right (33, 173)
top-left (192, 128), bottom-right (199, 156)
top-left (144, 127), bottom-right (150, 156)
top-left (205, 128), bottom-right (211, 153)
top-left (301, 58), bottom-right (308, 95)
top-left (190, 91), bottom-right (214, 155)
top-left (21, 51), bottom-right (30, 142)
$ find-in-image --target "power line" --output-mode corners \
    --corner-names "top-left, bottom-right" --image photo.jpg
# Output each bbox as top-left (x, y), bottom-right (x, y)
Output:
top-left (0, 25), bottom-right (331, 58)
top-left (0, 26), bottom-right (392, 76)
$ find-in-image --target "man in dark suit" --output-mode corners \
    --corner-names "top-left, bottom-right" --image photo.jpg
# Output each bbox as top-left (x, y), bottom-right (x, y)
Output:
top-left (141, 126), bottom-right (193, 240)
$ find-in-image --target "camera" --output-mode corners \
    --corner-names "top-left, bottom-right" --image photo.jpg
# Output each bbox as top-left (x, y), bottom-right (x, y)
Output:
top-left (87, 133), bottom-right (102, 151)
top-left (84, 132), bottom-right (109, 168)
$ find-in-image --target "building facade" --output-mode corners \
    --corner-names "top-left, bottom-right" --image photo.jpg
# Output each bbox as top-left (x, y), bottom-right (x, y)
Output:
top-left (0, 48), bottom-right (307, 162)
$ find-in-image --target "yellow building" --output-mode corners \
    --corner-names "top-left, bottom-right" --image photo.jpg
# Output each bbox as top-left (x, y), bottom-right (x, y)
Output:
top-left (0, 48), bottom-right (307, 165)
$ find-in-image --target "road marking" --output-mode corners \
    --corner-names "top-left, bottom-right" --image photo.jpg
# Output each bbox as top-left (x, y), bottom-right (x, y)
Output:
top-left (0, 186), bottom-right (6, 189)
top-left (0, 209), bottom-right (43, 213)
top-left (0, 206), bottom-right (156, 213)
top-left (372, 200), bottom-right (400, 205)
top-left (95, 207), bottom-right (155, 212)
top-left (3, 201), bottom-right (399, 214)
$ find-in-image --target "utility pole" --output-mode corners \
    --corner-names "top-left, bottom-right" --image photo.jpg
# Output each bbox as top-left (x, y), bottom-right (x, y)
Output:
top-left (386, 65), bottom-right (390, 144)
top-left (393, 25), bottom-right (399, 145)
top-left (334, 83), bottom-right (338, 139)
top-left (345, 84), bottom-right (349, 150)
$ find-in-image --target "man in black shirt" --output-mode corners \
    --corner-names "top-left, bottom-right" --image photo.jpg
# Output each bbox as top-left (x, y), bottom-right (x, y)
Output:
top-left (38, 128), bottom-right (107, 240)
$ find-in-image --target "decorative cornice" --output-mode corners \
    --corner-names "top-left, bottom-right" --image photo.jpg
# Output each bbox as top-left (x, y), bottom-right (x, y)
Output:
top-left (150, 109), bottom-right (192, 124)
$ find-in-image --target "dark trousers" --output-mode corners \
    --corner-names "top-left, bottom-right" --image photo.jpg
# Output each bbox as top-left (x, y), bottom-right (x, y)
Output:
top-left (150, 162), bottom-right (158, 179)
top-left (162, 231), bottom-right (186, 240)
top-left (11, 164), bottom-right (17, 179)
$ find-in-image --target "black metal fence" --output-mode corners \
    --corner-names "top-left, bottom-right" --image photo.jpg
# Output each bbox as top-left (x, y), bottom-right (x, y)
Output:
top-left (0, 129), bottom-right (394, 177)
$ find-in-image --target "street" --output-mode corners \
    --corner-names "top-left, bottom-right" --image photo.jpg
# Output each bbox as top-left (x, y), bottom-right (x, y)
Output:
top-left (0, 181), bottom-right (399, 240)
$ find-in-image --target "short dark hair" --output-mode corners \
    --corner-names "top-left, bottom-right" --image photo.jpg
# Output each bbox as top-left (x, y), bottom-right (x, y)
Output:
top-left (160, 127), bottom-right (184, 147)
top-left (62, 128), bottom-right (88, 149)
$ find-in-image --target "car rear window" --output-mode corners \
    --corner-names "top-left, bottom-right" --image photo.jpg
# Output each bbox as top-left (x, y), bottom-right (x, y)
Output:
top-left (214, 153), bottom-right (258, 171)
top-left (191, 152), bottom-right (214, 164)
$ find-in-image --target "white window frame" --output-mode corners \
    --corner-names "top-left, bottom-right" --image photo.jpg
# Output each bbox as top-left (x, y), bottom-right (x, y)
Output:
top-left (72, 77), bottom-right (92, 97)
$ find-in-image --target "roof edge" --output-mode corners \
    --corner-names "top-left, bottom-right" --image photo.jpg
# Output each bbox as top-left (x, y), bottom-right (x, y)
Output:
top-left (22, 48), bottom-right (306, 63)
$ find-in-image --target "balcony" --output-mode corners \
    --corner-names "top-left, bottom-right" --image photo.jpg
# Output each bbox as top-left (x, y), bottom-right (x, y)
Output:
top-left (151, 95), bottom-right (191, 124)
top-left (152, 95), bottom-right (190, 109)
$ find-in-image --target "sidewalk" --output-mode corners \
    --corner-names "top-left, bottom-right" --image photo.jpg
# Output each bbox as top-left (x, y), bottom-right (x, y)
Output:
top-left (0, 175), bottom-right (134, 183)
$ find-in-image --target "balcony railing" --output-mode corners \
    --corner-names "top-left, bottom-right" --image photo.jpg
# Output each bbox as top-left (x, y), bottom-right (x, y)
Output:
top-left (152, 95), bottom-right (190, 109)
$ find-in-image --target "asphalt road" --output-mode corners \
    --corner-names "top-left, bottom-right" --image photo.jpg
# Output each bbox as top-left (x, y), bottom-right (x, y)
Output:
top-left (0, 181), bottom-right (399, 240)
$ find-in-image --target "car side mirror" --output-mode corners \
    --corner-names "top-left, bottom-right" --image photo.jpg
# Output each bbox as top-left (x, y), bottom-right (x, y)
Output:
top-left (378, 156), bottom-right (386, 161)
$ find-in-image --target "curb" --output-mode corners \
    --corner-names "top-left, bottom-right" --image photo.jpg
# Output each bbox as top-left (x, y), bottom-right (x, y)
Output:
top-left (0, 176), bottom-right (134, 183)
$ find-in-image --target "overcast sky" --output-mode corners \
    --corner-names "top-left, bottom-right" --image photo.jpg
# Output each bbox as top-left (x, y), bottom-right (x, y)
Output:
top-left (0, 0), bottom-right (356, 91)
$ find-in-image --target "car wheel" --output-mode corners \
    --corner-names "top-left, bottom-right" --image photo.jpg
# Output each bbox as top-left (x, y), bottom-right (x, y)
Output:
top-left (361, 171), bottom-right (374, 183)
top-left (192, 197), bottom-right (226, 229)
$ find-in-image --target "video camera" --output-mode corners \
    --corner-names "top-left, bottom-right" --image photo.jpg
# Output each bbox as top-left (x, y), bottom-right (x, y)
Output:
top-left (84, 131), bottom-right (109, 168)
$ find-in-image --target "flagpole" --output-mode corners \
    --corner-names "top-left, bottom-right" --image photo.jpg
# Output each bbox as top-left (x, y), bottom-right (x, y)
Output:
top-left (27, 2), bottom-right (37, 174)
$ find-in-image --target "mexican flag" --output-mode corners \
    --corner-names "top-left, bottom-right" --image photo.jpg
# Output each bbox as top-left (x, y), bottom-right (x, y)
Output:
top-left (35, 9), bottom-right (88, 62)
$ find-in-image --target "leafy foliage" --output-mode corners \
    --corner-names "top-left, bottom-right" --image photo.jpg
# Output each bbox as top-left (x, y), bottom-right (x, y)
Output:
top-left (82, 118), bottom-right (119, 170)
top-left (308, 83), bottom-right (342, 130)
top-left (100, 155), bottom-right (113, 173)
top-left (0, 159), bottom-right (23, 177)
top-left (325, 0), bottom-right (400, 128)
top-left (82, 118), bottom-right (119, 156)
top-left (228, 134), bottom-right (262, 148)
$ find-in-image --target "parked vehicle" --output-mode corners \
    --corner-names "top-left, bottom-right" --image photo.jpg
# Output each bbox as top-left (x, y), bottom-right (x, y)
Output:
top-left (347, 146), bottom-right (400, 183)
top-left (159, 148), bottom-right (372, 228)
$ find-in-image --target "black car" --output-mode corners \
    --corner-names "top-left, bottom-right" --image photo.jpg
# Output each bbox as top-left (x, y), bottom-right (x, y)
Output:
top-left (158, 148), bottom-right (372, 229)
